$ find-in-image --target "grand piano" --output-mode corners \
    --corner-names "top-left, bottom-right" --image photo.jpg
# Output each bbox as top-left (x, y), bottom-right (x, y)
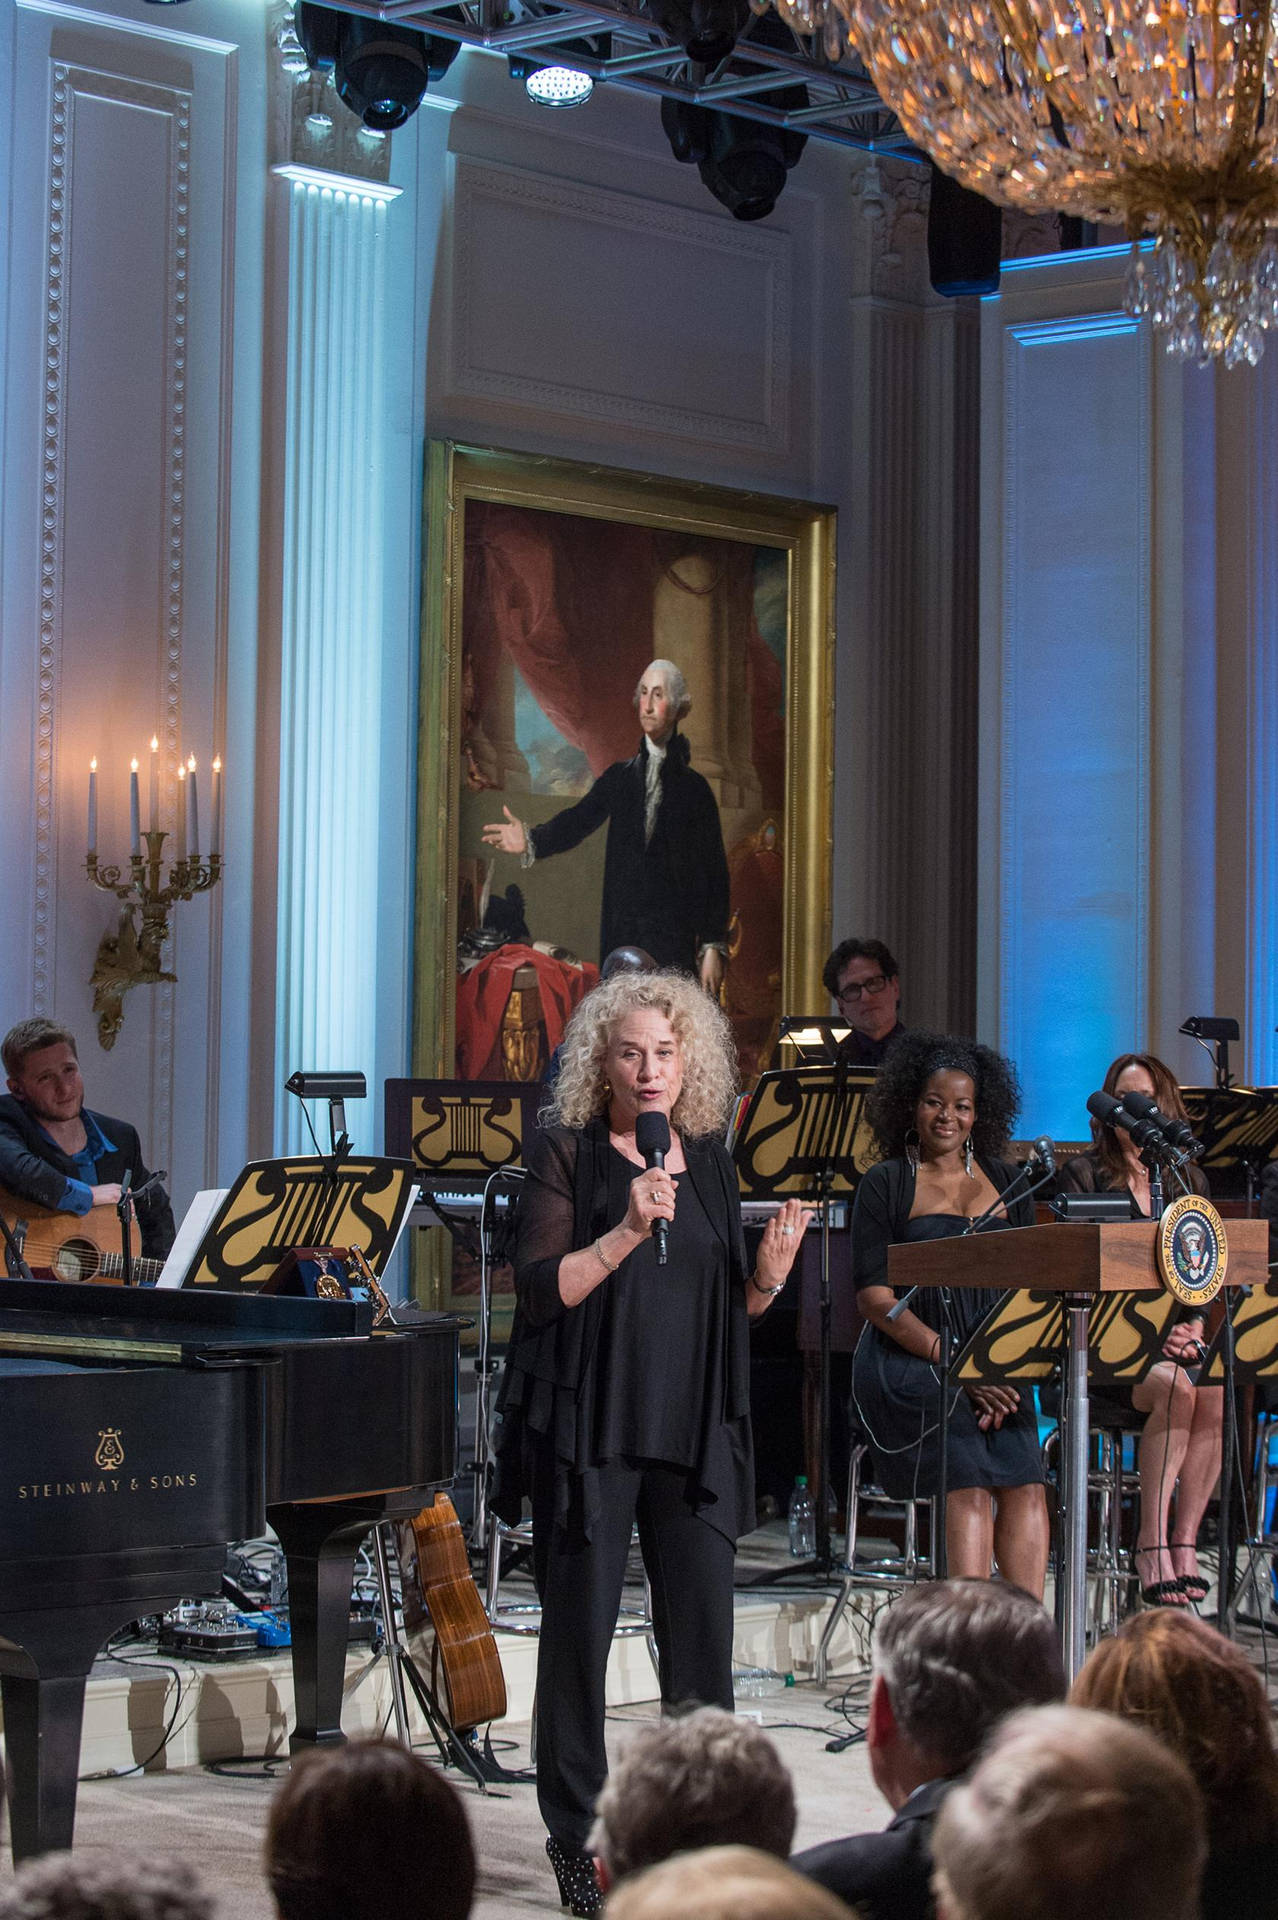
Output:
top-left (0, 1277), bottom-right (462, 1863)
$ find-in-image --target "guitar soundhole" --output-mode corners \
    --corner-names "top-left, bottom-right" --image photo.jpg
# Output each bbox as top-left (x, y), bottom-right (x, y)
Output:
top-left (52, 1240), bottom-right (100, 1283)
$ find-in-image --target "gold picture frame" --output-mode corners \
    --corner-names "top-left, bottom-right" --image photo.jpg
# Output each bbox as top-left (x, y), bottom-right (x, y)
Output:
top-left (414, 440), bottom-right (836, 1086)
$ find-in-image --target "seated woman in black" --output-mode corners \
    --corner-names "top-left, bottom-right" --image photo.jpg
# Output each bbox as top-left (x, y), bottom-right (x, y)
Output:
top-left (1055, 1051), bottom-right (1216, 1604)
top-left (850, 1031), bottom-right (1049, 1596)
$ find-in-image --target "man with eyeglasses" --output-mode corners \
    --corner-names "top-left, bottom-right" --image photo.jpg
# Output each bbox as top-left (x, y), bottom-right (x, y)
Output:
top-left (822, 937), bottom-right (905, 1068)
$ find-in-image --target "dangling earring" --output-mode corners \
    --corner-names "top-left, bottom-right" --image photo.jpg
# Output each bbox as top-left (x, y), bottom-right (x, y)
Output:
top-left (905, 1127), bottom-right (920, 1175)
top-left (964, 1137), bottom-right (974, 1178)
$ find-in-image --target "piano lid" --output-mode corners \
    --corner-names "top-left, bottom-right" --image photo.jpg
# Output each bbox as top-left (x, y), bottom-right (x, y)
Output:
top-left (0, 1276), bottom-right (468, 1367)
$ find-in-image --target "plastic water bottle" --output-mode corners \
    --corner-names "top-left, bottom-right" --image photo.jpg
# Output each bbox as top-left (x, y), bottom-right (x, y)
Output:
top-left (788, 1475), bottom-right (816, 1557)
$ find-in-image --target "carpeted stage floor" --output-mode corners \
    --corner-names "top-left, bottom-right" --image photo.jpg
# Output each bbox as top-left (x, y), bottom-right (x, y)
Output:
top-left (0, 1694), bottom-right (884, 1920)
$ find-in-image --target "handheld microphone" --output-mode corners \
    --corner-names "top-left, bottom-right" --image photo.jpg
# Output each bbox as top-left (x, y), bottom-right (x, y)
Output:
top-left (1115, 1090), bottom-right (1204, 1159)
top-left (634, 1111), bottom-right (671, 1268)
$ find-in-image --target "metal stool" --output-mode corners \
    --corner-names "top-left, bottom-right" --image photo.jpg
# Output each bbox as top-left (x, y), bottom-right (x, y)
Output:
top-left (1041, 1414), bottom-right (1140, 1639)
top-left (815, 1440), bottom-right (936, 1686)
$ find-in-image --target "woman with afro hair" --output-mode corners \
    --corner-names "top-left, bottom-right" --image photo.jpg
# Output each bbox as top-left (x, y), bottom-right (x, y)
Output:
top-left (850, 1030), bottom-right (1049, 1595)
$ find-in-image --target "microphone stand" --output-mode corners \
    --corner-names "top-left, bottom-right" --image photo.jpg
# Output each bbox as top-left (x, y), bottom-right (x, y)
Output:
top-left (116, 1170), bottom-right (134, 1287)
top-left (0, 1210), bottom-right (34, 1280)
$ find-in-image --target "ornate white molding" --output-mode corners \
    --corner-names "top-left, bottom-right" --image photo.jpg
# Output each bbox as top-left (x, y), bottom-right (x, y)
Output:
top-left (848, 154), bottom-right (935, 307)
top-left (39, 63), bottom-right (189, 1054)
top-left (272, 162), bottom-right (402, 203)
top-left (448, 158), bottom-right (793, 453)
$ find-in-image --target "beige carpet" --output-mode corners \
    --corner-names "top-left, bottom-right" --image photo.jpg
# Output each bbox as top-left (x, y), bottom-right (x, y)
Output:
top-left (0, 1688), bottom-right (885, 1920)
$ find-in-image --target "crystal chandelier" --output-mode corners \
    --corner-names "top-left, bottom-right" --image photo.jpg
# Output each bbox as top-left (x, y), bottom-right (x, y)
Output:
top-left (777, 1), bottom-right (1278, 367)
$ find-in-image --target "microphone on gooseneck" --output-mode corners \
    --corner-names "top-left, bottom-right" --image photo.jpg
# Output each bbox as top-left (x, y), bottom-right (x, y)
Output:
top-left (1116, 1089), bottom-right (1205, 1160)
top-left (1087, 1089), bottom-right (1171, 1158)
top-left (1027, 1136), bottom-right (1056, 1178)
top-left (634, 1111), bottom-right (671, 1268)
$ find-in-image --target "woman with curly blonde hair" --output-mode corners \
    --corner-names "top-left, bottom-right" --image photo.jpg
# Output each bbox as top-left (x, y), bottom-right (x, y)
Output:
top-left (492, 969), bottom-right (811, 1915)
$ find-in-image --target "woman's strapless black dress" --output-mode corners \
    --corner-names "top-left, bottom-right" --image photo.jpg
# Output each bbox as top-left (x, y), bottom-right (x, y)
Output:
top-left (850, 1212), bottom-right (1045, 1500)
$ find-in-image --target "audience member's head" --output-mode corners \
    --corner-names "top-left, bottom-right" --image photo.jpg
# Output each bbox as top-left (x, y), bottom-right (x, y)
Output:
top-left (1071, 1609), bottom-right (1278, 1853)
top-left (931, 1703), bottom-right (1205, 1920)
top-left (867, 1579), bottom-right (1065, 1808)
top-left (589, 1707), bottom-right (795, 1888)
top-left (603, 1846), bottom-right (859, 1920)
top-left (0, 1852), bottom-right (211, 1920)
top-left (265, 1737), bottom-right (475, 1920)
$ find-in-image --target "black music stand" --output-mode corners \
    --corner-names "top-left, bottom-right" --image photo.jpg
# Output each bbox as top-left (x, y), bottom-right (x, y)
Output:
top-left (385, 1079), bottom-right (540, 1546)
top-left (733, 1063), bottom-right (875, 1579)
top-left (177, 1157), bottom-right (419, 1291)
top-left (1194, 1281), bottom-right (1278, 1631)
top-left (1178, 1087), bottom-right (1278, 1204)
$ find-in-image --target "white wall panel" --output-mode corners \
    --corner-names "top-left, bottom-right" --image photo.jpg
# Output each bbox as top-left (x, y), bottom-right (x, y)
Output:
top-left (0, 0), bottom-right (247, 1217)
top-left (445, 157), bottom-right (792, 456)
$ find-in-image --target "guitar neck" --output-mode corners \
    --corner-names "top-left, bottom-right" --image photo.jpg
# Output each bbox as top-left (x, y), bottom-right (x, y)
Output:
top-left (94, 1254), bottom-right (166, 1286)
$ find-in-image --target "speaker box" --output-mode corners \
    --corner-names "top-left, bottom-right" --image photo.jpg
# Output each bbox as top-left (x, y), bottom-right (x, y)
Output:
top-left (927, 163), bottom-right (1002, 298)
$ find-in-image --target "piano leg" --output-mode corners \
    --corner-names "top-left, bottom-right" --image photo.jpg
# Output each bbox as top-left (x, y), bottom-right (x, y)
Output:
top-left (1, 1669), bottom-right (89, 1862)
top-left (270, 1505), bottom-right (385, 1751)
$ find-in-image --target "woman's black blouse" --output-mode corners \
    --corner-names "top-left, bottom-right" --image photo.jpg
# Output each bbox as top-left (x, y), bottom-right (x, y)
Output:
top-left (491, 1116), bottom-right (756, 1545)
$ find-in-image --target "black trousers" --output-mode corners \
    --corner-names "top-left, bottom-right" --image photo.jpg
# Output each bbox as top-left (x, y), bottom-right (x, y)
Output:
top-left (531, 1453), bottom-right (736, 1848)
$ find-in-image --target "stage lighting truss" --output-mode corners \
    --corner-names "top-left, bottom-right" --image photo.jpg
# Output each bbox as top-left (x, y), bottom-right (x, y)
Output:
top-left (293, 0), bottom-right (914, 154)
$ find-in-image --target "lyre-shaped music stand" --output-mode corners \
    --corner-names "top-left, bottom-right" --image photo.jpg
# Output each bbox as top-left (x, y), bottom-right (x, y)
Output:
top-left (732, 1063), bottom-right (876, 1576)
top-left (385, 1079), bottom-right (540, 1547)
top-left (179, 1157), bottom-right (419, 1290)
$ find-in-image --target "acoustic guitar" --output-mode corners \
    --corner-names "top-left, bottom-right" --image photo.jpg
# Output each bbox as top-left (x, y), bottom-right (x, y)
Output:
top-left (395, 1493), bottom-right (507, 1733)
top-left (0, 1187), bottom-right (165, 1286)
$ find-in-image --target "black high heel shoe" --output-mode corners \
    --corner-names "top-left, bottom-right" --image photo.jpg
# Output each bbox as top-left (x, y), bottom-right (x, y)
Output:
top-left (1135, 1545), bottom-right (1189, 1607)
top-left (546, 1837), bottom-right (602, 1917)
top-left (1169, 1539), bottom-right (1210, 1601)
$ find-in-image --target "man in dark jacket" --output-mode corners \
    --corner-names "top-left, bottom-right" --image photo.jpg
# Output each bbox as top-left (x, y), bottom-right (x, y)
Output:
top-left (0, 1017), bottom-right (175, 1262)
top-left (823, 936), bottom-right (906, 1068)
top-left (482, 659), bottom-right (729, 991)
top-left (791, 1579), bottom-right (1065, 1920)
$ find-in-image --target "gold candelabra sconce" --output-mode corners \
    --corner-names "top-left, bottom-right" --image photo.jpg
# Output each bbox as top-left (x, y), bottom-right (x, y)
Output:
top-left (85, 741), bottom-right (224, 1050)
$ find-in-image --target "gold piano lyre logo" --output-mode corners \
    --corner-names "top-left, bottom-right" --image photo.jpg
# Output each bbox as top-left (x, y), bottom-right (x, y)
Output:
top-left (94, 1428), bottom-right (125, 1470)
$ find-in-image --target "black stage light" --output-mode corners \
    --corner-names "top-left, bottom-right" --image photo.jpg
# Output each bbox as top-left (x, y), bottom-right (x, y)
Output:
top-left (661, 94), bottom-right (807, 221)
top-left (296, 2), bottom-right (343, 70)
top-left (926, 161), bottom-right (1003, 297)
top-left (645, 0), bottom-right (750, 67)
top-left (296, 6), bottom-right (459, 131)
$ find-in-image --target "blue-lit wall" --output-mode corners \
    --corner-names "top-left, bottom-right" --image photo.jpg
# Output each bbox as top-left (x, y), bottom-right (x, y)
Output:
top-left (981, 247), bottom-right (1278, 1132)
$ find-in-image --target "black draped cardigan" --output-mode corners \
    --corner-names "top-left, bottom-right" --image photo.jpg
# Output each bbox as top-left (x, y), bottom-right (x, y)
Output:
top-left (490, 1116), bottom-right (756, 1545)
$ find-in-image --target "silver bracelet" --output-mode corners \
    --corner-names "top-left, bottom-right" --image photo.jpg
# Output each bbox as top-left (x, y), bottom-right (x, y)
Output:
top-left (751, 1275), bottom-right (784, 1297)
top-left (593, 1237), bottom-right (618, 1273)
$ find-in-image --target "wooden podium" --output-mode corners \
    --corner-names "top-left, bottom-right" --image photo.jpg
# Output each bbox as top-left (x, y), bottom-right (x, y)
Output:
top-left (888, 1219), bottom-right (1270, 1676)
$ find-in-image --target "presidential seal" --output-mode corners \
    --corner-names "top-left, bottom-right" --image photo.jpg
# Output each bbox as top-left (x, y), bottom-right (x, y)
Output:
top-left (1157, 1195), bottom-right (1226, 1310)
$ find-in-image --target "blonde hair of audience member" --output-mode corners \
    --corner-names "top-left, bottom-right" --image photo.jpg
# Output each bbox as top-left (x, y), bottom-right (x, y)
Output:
top-left (931, 1704), bottom-right (1205, 1920)
top-left (588, 1707), bottom-right (795, 1889)
top-left (549, 968), bottom-right (738, 1137)
top-left (265, 1737), bottom-right (475, 1920)
top-left (602, 1846), bottom-right (860, 1920)
top-left (0, 1852), bottom-right (212, 1920)
top-left (1070, 1609), bottom-right (1278, 1854)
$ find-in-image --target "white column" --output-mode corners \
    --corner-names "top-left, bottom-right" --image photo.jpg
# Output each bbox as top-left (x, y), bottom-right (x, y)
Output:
top-left (840, 158), bottom-right (981, 1033)
top-left (272, 164), bottom-right (403, 1152)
